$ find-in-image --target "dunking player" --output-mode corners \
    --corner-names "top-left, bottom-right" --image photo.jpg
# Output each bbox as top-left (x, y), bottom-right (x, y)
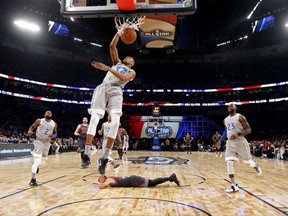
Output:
top-left (98, 114), bottom-right (120, 173)
top-left (28, 110), bottom-right (57, 187)
top-left (81, 31), bottom-right (136, 176)
top-left (219, 102), bottom-right (262, 193)
top-left (98, 173), bottom-right (180, 189)
top-left (74, 117), bottom-right (89, 168)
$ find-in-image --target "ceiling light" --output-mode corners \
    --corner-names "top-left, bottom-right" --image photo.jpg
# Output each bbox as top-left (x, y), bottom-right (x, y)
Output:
top-left (14, 20), bottom-right (40, 32)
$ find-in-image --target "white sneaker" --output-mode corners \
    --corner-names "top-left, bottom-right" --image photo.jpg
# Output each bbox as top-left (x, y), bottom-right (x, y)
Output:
top-left (254, 165), bottom-right (262, 175)
top-left (225, 184), bottom-right (239, 193)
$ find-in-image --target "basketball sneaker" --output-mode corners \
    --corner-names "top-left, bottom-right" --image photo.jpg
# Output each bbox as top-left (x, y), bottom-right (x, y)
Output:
top-left (169, 173), bottom-right (180, 186)
top-left (225, 184), bottom-right (239, 193)
top-left (29, 178), bottom-right (38, 187)
top-left (98, 158), bottom-right (109, 175)
top-left (254, 164), bottom-right (262, 175)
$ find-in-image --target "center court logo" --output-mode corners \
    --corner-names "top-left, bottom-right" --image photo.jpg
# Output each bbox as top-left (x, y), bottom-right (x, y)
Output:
top-left (127, 156), bottom-right (189, 165)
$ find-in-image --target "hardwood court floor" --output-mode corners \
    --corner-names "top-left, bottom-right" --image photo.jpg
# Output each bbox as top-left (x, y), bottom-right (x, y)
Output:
top-left (0, 151), bottom-right (287, 216)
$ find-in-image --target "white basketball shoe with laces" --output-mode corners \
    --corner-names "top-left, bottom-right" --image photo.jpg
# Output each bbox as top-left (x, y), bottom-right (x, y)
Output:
top-left (225, 184), bottom-right (239, 193)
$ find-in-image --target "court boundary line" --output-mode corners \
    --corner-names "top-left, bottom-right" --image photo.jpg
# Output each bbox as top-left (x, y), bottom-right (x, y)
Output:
top-left (224, 179), bottom-right (288, 215)
top-left (0, 175), bottom-right (66, 200)
top-left (36, 197), bottom-right (212, 216)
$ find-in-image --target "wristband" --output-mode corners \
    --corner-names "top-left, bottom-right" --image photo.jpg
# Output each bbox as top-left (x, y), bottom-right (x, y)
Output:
top-left (220, 130), bottom-right (227, 142)
top-left (53, 132), bottom-right (58, 138)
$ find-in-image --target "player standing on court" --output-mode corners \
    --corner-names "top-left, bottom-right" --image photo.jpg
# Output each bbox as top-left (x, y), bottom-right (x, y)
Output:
top-left (74, 117), bottom-right (89, 168)
top-left (81, 30), bottom-right (136, 175)
top-left (183, 132), bottom-right (193, 154)
top-left (116, 124), bottom-right (128, 160)
top-left (28, 110), bottom-right (57, 187)
top-left (219, 102), bottom-right (262, 193)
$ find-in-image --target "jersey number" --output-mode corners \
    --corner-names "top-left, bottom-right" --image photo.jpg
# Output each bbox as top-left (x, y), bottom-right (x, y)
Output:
top-left (44, 128), bottom-right (49, 135)
top-left (227, 123), bottom-right (235, 131)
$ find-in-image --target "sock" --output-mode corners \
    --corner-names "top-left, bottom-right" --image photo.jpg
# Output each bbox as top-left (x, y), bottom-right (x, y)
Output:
top-left (32, 173), bottom-right (36, 179)
top-left (103, 147), bottom-right (111, 159)
top-left (230, 177), bottom-right (237, 185)
top-left (84, 145), bottom-right (92, 157)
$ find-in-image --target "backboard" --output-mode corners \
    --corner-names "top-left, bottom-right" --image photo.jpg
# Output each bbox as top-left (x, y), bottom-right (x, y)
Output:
top-left (61, 0), bottom-right (197, 18)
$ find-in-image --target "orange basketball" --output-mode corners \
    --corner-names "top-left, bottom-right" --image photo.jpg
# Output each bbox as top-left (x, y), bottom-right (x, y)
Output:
top-left (121, 28), bottom-right (137, 44)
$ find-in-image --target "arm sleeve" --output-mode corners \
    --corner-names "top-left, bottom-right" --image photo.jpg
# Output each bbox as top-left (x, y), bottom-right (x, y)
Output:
top-left (220, 130), bottom-right (227, 142)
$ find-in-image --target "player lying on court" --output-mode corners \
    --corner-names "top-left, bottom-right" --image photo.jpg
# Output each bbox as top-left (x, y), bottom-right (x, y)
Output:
top-left (97, 173), bottom-right (180, 189)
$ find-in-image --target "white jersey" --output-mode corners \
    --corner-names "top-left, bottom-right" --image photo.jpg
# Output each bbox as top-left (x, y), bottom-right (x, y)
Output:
top-left (102, 62), bottom-right (133, 89)
top-left (224, 113), bottom-right (243, 140)
top-left (36, 118), bottom-right (56, 141)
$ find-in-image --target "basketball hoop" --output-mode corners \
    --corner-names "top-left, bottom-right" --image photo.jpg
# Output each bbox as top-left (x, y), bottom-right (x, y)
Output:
top-left (114, 16), bottom-right (146, 35)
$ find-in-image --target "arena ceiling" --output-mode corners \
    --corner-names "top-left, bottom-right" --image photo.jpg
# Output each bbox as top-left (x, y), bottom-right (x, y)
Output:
top-left (0, 0), bottom-right (287, 55)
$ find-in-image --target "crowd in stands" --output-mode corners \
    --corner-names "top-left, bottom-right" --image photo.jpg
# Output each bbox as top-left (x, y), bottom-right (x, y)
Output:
top-left (0, 44), bottom-right (287, 160)
top-left (2, 123), bottom-right (287, 161)
top-left (0, 43), bottom-right (287, 93)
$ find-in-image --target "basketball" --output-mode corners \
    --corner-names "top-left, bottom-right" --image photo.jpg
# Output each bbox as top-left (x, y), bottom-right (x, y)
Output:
top-left (121, 28), bottom-right (137, 44)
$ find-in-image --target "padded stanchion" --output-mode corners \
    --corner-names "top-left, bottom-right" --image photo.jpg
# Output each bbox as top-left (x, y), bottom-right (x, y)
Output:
top-left (116, 0), bottom-right (136, 11)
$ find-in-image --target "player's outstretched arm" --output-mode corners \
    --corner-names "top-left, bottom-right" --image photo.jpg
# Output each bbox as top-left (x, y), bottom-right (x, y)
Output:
top-left (99, 178), bottom-right (116, 189)
top-left (91, 61), bottom-right (135, 82)
top-left (28, 119), bottom-right (41, 136)
top-left (109, 33), bottom-right (121, 66)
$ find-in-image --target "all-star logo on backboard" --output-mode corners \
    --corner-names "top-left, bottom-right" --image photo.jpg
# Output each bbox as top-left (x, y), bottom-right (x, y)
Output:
top-left (126, 156), bottom-right (189, 165)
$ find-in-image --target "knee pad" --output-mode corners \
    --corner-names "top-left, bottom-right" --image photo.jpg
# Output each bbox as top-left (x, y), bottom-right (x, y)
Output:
top-left (87, 113), bottom-right (101, 136)
top-left (32, 157), bottom-right (41, 173)
top-left (227, 160), bottom-right (234, 175)
top-left (106, 113), bottom-right (120, 139)
top-left (243, 159), bottom-right (256, 168)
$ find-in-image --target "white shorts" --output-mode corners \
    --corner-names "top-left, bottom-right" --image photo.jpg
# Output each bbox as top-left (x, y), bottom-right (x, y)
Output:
top-left (32, 139), bottom-right (51, 158)
top-left (88, 83), bottom-right (123, 117)
top-left (225, 137), bottom-right (252, 161)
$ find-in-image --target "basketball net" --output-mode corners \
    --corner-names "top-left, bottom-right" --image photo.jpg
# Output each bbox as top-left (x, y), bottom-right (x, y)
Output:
top-left (114, 16), bottom-right (146, 35)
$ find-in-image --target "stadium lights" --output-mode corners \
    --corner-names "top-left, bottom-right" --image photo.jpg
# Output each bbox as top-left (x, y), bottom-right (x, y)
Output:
top-left (70, 17), bottom-right (75, 22)
top-left (74, 37), bottom-right (82, 42)
top-left (216, 35), bottom-right (248, 47)
top-left (74, 37), bottom-right (102, 47)
top-left (285, 23), bottom-right (288, 27)
top-left (89, 42), bottom-right (102, 47)
top-left (247, 1), bottom-right (262, 20)
top-left (14, 20), bottom-right (40, 32)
